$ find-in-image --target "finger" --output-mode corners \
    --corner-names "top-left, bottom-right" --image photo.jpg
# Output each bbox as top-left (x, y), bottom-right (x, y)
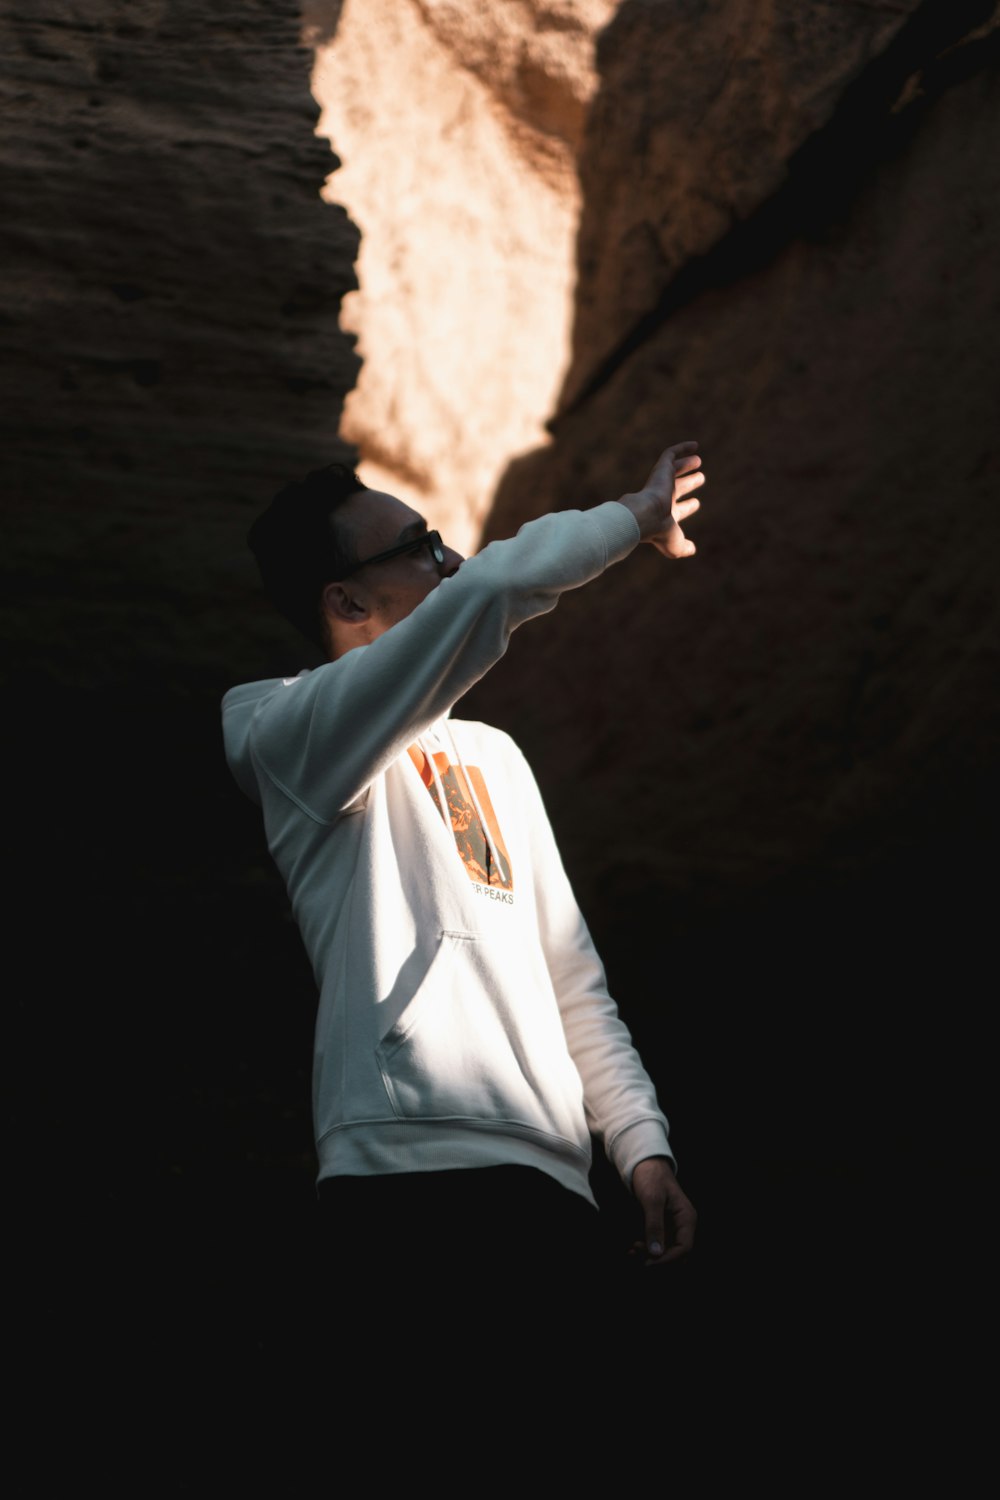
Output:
top-left (673, 497), bottom-right (701, 521)
top-left (643, 1203), bottom-right (666, 1261)
top-left (652, 1205), bottom-right (698, 1264)
top-left (660, 1227), bottom-right (696, 1260)
top-left (674, 471), bottom-right (705, 498)
top-left (657, 442), bottom-right (699, 479)
top-left (643, 442), bottom-right (699, 493)
top-left (673, 453), bottom-right (703, 477)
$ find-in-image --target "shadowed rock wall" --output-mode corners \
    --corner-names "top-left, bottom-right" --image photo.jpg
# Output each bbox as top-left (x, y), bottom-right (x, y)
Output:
top-left (5, 2), bottom-right (996, 1371)
top-left (480, 0), bottom-right (999, 911)
top-left (1, 0), bottom-right (359, 688)
top-left (3, 1), bottom-right (361, 1336)
top-left (469, 0), bottom-right (999, 1196)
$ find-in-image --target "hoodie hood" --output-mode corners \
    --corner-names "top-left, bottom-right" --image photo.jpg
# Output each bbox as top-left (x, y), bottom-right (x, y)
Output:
top-left (221, 674), bottom-right (300, 806)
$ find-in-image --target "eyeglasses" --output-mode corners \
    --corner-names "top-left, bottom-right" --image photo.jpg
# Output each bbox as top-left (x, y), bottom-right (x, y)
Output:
top-left (339, 530), bottom-right (446, 579)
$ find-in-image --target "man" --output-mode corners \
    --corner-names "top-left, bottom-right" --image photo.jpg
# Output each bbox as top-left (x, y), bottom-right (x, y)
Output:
top-left (222, 442), bottom-right (701, 1288)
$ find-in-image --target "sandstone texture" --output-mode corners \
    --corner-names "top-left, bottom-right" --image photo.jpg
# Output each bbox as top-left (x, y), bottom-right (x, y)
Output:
top-left (5, 1), bottom-right (996, 1336)
top-left (466, 1), bottom-right (999, 1176)
top-left (1, 0), bottom-right (359, 689)
top-left (3, 2), bottom-right (361, 1256)
top-left (474, 0), bottom-right (999, 920)
top-left (307, 0), bottom-right (616, 551)
top-left (564, 0), bottom-right (923, 407)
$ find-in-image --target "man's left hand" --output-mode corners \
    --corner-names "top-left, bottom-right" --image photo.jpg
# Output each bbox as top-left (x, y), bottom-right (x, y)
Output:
top-left (631, 1156), bottom-right (697, 1266)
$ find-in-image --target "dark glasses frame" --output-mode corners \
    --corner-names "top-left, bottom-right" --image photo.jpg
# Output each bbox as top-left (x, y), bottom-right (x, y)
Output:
top-left (338, 529), bottom-right (446, 579)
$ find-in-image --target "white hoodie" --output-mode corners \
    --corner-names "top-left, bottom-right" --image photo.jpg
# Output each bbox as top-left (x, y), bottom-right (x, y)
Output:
top-left (222, 500), bottom-right (673, 1205)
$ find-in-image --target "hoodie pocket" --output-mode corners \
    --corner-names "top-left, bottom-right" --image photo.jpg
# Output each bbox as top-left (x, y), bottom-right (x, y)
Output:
top-left (375, 929), bottom-right (584, 1142)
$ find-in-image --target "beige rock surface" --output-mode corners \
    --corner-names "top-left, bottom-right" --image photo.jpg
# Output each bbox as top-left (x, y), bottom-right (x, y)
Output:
top-left (307, 0), bottom-right (616, 552)
top-left (408, 0), bottom-right (618, 149)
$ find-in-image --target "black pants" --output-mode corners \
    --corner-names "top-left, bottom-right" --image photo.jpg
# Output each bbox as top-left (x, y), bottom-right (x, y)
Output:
top-left (313, 1165), bottom-right (695, 1366)
top-left (317, 1165), bottom-right (608, 1298)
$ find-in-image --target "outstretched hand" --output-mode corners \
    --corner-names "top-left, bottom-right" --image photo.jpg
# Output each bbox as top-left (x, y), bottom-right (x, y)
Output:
top-left (620, 440), bottom-right (704, 559)
top-left (630, 1156), bottom-right (697, 1266)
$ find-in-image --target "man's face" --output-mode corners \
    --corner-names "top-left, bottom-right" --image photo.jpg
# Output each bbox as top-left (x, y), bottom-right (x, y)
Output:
top-left (333, 489), bottom-right (464, 640)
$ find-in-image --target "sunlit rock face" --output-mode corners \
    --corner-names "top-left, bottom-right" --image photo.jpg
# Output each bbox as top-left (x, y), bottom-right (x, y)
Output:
top-left (306, 0), bottom-right (616, 553)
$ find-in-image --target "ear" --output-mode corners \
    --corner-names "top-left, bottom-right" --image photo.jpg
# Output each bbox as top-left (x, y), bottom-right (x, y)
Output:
top-left (322, 579), bottom-right (369, 625)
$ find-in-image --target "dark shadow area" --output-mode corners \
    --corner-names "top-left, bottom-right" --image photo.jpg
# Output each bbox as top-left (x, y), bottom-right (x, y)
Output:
top-left (470, 0), bottom-right (998, 1343)
top-left (3, 1), bottom-right (355, 1388)
top-left (6, 2), bottom-right (995, 1410)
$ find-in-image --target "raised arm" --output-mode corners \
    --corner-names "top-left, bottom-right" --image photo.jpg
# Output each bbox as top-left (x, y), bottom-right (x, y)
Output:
top-left (242, 501), bottom-right (638, 820)
top-left (227, 442), bottom-right (703, 822)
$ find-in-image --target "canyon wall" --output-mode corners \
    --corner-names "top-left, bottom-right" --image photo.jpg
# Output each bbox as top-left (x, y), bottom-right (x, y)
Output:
top-left (1, 0), bottom-right (359, 687)
top-left (307, 0), bottom-right (998, 1200)
top-left (4, 2), bottom-right (997, 1349)
top-left (2, 2), bottom-right (362, 1282)
top-left (477, 1), bottom-right (999, 925)
top-left (306, 0), bottom-right (618, 551)
top-left (468, 0), bottom-right (999, 1192)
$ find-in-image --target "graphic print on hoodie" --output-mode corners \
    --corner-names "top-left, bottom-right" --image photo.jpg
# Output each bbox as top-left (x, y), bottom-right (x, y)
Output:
top-left (407, 743), bottom-right (514, 890)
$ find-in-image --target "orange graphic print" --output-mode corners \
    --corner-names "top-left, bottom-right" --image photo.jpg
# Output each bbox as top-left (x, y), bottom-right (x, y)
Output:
top-left (407, 745), bottom-right (514, 890)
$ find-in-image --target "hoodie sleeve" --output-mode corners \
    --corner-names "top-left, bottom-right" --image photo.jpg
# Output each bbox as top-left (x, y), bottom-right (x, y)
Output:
top-left (515, 745), bottom-right (675, 1187)
top-left (240, 502), bottom-right (639, 823)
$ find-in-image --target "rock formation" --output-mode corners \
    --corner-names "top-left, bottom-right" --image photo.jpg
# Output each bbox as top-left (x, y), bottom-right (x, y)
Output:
top-left (4, 2), bottom-right (996, 1339)
top-left (306, 0), bottom-right (617, 550)
top-left (467, 0), bottom-right (999, 1186)
top-left (1, 0), bottom-right (359, 686)
top-left (309, 0), bottom-right (999, 1183)
top-left (476, 1), bottom-right (1000, 925)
